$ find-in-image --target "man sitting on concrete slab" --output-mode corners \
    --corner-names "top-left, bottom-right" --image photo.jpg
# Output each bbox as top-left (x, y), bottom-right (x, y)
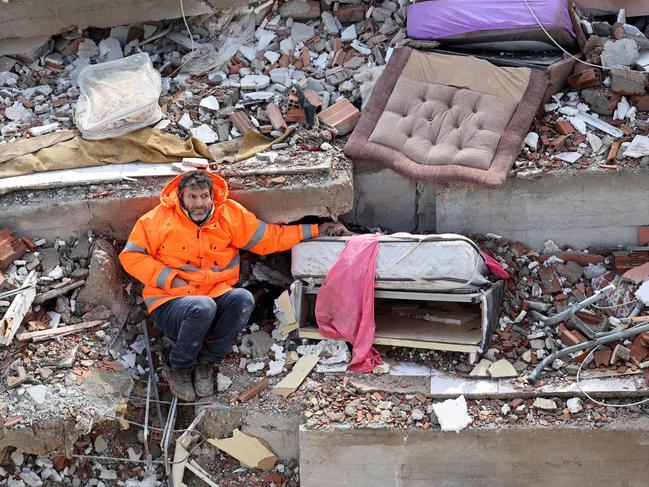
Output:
top-left (120, 170), bottom-right (348, 401)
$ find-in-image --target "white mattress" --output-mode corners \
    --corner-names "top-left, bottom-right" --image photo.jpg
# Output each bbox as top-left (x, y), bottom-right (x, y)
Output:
top-left (291, 233), bottom-right (489, 291)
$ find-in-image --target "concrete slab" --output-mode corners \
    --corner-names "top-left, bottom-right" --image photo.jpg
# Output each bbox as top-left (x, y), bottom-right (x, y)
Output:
top-left (0, 369), bottom-right (133, 455)
top-left (436, 171), bottom-right (649, 250)
top-left (342, 161), bottom-right (436, 233)
top-left (0, 168), bottom-right (353, 241)
top-left (346, 162), bottom-right (649, 249)
top-left (300, 419), bottom-right (649, 487)
top-left (0, 0), bottom-right (251, 44)
top-left (201, 403), bottom-right (302, 460)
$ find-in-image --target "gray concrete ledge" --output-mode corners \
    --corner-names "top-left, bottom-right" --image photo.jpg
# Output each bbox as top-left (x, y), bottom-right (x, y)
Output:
top-left (345, 161), bottom-right (649, 250)
top-left (300, 420), bottom-right (649, 487)
top-left (0, 170), bottom-right (353, 241)
top-left (0, 0), bottom-right (248, 44)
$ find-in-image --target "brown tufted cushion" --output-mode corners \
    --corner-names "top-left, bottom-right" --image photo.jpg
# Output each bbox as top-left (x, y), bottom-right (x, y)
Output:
top-left (369, 78), bottom-right (517, 170)
top-left (344, 47), bottom-right (548, 187)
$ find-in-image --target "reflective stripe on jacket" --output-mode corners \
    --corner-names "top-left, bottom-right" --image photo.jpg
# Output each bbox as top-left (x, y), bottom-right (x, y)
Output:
top-left (119, 172), bottom-right (318, 312)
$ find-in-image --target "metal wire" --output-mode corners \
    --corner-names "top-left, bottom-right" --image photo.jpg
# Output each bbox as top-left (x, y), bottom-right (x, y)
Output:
top-left (522, 0), bottom-right (608, 69)
top-left (577, 345), bottom-right (649, 408)
top-left (71, 454), bottom-right (165, 465)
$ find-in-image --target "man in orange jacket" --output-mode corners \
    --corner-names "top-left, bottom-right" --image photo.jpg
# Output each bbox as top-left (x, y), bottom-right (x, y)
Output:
top-left (120, 170), bottom-right (348, 401)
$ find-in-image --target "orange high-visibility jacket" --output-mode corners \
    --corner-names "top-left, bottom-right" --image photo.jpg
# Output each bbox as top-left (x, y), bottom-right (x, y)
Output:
top-left (119, 172), bottom-right (319, 313)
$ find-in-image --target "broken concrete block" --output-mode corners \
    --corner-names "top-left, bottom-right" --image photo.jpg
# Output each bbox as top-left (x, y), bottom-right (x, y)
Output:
top-left (240, 330), bottom-right (274, 359)
top-left (199, 96), bottom-right (220, 111)
top-left (217, 372), bottom-right (232, 392)
top-left (241, 74), bottom-right (271, 90)
top-left (533, 398), bottom-right (557, 410)
top-left (290, 22), bottom-right (315, 43)
top-left (601, 38), bottom-right (639, 68)
top-left (321, 11), bottom-right (339, 34)
top-left (341, 25), bottom-right (357, 42)
top-left (487, 359), bottom-right (518, 378)
top-left (567, 397), bottom-right (583, 414)
top-left (279, 0), bottom-right (320, 20)
top-left (76, 239), bottom-right (126, 316)
top-left (469, 359), bottom-right (491, 378)
top-left (94, 434), bottom-right (109, 453)
top-left (190, 124), bottom-right (218, 144)
top-left (623, 135), bottom-right (649, 158)
top-left (610, 68), bottom-right (648, 95)
top-left (581, 87), bottom-right (622, 115)
top-left (432, 395), bottom-right (472, 432)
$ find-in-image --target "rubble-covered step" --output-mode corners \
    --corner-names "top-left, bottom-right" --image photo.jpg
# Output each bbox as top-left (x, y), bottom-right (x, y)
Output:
top-left (299, 421), bottom-right (649, 487)
top-left (0, 169), bottom-right (353, 241)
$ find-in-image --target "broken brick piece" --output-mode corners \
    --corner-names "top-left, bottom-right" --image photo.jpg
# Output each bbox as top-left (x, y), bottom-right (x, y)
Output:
top-left (538, 267), bottom-right (562, 294)
top-left (559, 324), bottom-right (587, 347)
top-left (229, 111), bottom-right (258, 135)
top-left (555, 120), bottom-right (575, 135)
top-left (622, 262), bottom-right (649, 284)
top-left (334, 6), bottom-right (366, 23)
top-left (266, 103), bottom-right (287, 131)
top-left (511, 241), bottom-right (531, 258)
top-left (318, 98), bottom-right (360, 136)
top-left (638, 227), bottom-right (649, 246)
top-left (549, 135), bottom-right (568, 151)
top-left (567, 68), bottom-right (601, 91)
top-left (594, 348), bottom-right (612, 368)
top-left (607, 141), bottom-right (620, 162)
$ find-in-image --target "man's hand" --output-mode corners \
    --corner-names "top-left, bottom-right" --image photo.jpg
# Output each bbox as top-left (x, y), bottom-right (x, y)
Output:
top-left (171, 277), bottom-right (188, 288)
top-left (318, 222), bottom-right (353, 237)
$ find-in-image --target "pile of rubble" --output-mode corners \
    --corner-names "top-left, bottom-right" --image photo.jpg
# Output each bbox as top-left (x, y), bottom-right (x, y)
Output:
top-left (0, 0), bottom-right (408, 164)
top-left (468, 231), bottom-right (649, 382)
top-left (515, 8), bottom-right (649, 179)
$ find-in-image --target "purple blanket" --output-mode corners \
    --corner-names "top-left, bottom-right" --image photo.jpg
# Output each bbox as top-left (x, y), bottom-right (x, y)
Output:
top-left (407, 0), bottom-right (575, 40)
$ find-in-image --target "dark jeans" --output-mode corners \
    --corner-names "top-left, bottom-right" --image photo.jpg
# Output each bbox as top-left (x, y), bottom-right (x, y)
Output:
top-left (151, 288), bottom-right (255, 369)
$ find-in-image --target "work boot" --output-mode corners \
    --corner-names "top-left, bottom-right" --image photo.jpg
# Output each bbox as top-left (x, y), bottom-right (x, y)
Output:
top-left (162, 365), bottom-right (196, 402)
top-left (194, 358), bottom-right (215, 398)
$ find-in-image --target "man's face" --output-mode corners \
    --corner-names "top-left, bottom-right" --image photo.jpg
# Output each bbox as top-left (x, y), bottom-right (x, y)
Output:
top-left (180, 185), bottom-right (213, 222)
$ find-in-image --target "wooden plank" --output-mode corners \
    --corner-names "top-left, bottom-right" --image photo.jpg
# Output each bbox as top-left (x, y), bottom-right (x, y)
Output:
top-left (15, 320), bottom-right (104, 342)
top-left (33, 279), bottom-right (85, 305)
top-left (208, 429), bottom-right (277, 470)
top-left (272, 351), bottom-right (320, 397)
top-left (374, 313), bottom-right (482, 345)
top-left (298, 326), bottom-right (478, 353)
top-left (0, 270), bottom-right (37, 345)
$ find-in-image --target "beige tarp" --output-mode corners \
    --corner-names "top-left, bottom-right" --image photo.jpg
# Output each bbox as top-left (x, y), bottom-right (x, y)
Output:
top-left (0, 128), bottom-right (211, 179)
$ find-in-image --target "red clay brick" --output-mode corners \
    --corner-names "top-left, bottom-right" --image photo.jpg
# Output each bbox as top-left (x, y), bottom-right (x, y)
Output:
top-left (567, 68), bottom-right (601, 90)
top-left (229, 111), bottom-right (257, 135)
top-left (555, 120), bottom-right (575, 135)
top-left (266, 103), bottom-right (287, 131)
top-left (318, 98), bottom-right (360, 136)
top-left (622, 262), bottom-right (649, 284)
top-left (334, 6), bottom-right (365, 23)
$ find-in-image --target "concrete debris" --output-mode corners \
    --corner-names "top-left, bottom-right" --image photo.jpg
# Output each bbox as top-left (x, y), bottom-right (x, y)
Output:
top-left (567, 397), bottom-right (584, 414)
top-left (487, 359), bottom-right (518, 378)
top-left (533, 398), bottom-right (558, 411)
top-left (217, 372), bottom-right (233, 392)
top-left (432, 395), bottom-right (472, 433)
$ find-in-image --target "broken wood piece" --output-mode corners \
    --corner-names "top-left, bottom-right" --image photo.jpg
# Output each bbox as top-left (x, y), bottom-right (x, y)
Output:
top-left (207, 429), bottom-right (277, 470)
top-left (237, 378), bottom-right (270, 403)
top-left (217, 162), bottom-right (331, 178)
top-left (33, 279), bottom-right (85, 305)
top-left (272, 351), bottom-right (320, 397)
top-left (15, 320), bottom-right (104, 342)
top-left (0, 270), bottom-right (37, 345)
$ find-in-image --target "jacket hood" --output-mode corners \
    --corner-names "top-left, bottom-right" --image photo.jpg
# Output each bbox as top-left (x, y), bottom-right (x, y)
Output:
top-left (160, 171), bottom-right (229, 211)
